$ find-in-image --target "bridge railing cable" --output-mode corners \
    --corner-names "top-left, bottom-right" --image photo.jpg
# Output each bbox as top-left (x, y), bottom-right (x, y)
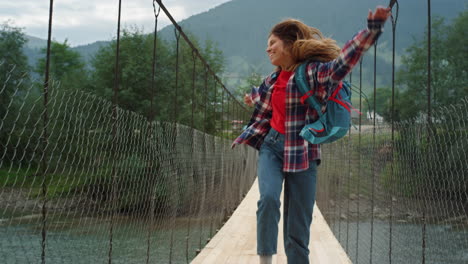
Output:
top-left (315, 1), bottom-right (468, 263)
top-left (1, 0), bottom-right (467, 263)
top-left (0, 0), bottom-right (256, 263)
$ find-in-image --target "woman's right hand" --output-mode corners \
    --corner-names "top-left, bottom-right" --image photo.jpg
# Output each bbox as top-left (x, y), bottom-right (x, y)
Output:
top-left (368, 6), bottom-right (391, 22)
top-left (244, 93), bottom-right (254, 107)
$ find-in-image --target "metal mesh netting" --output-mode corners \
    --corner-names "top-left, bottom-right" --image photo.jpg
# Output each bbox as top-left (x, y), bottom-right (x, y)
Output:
top-left (316, 98), bottom-right (468, 264)
top-left (2, 0), bottom-right (468, 263)
top-left (0, 73), bottom-right (257, 263)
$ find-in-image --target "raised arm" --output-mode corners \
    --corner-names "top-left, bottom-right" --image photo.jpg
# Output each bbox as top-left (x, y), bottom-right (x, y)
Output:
top-left (317, 6), bottom-right (391, 84)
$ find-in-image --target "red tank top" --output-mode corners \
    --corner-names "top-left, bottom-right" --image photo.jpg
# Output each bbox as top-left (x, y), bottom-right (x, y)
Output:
top-left (270, 70), bottom-right (293, 134)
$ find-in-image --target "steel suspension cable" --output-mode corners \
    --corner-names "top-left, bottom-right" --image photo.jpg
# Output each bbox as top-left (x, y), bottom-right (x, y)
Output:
top-left (41, 0), bottom-right (54, 263)
top-left (153, 0), bottom-right (247, 114)
top-left (108, 0), bottom-right (122, 263)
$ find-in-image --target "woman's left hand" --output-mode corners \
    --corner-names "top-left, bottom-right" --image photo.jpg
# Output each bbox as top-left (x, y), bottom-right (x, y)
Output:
top-left (244, 93), bottom-right (254, 107)
top-left (368, 6), bottom-right (391, 22)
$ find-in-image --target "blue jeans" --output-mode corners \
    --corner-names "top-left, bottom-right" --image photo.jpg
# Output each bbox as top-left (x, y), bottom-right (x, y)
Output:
top-left (256, 128), bottom-right (318, 264)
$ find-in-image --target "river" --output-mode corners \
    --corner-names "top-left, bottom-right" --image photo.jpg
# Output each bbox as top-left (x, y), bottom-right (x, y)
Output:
top-left (1, 213), bottom-right (467, 263)
top-left (332, 220), bottom-right (468, 264)
top-left (1, 213), bottom-right (211, 264)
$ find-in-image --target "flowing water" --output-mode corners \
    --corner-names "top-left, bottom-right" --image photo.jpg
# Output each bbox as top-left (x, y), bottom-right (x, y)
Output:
top-left (333, 220), bottom-right (468, 264)
top-left (1, 211), bottom-right (211, 264)
top-left (2, 210), bottom-right (467, 263)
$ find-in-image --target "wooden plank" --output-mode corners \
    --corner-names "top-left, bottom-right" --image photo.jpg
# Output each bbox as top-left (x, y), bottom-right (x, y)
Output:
top-left (191, 178), bottom-right (352, 264)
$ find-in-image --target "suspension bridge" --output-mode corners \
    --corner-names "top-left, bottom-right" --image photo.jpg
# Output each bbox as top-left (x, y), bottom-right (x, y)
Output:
top-left (1, 0), bottom-right (467, 263)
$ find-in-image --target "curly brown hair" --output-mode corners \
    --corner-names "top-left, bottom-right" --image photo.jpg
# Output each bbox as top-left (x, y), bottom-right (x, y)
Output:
top-left (270, 19), bottom-right (340, 70)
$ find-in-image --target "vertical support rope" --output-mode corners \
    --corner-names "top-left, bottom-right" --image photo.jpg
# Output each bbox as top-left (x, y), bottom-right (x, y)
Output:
top-left (332, 140), bottom-right (339, 238)
top-left (197, 70), bottom-right (209, 253)
top-left (221, 87), bottom-right (225, 136)
top-left (150, 2), bottom-right (160, 123)
top-left (145, 2), bottom-right (161, 263)
top-left (198, 85), bottom-right (206, 253)
top-left (209, 78), bottom-right (217, 239)
top-left (346, 73), bottom-right (352, 253)
top-left (108, 0), bottom-right (122, 263)
top-left (356, 59), bottom-right (363, 263)
top-left (185, 50), bottom-right (197, 263)
top-left (337, 140), bottom-right (342, 242)
top-left (191, 51), bottom-right (197, 129)
top-left (203, 71), bottom-right (208, 133)
top-left (169, 27), bottom-right (182, 264)
top-left (41, 1), bottom-right (54, 263)
top-left (426, 2), bottom-right (432, 124)
top-left (213, 80), bottom-right (218, 134)
top-left (370, 42), bottom-right (378, 264)
top-left (389, 2), bottom-right (399, 263)
top-left (174, 29), bottom-right (181, 123)
top-left (422, 1), bottom-right (431, 263)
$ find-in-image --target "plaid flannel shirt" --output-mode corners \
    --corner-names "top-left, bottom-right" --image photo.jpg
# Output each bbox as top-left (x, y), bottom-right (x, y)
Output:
top-left (232, 18), bottom-right (385, 172)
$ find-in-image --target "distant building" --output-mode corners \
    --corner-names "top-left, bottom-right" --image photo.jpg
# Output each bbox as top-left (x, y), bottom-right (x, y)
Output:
top-left (366, 111), bottom-right (384, 123)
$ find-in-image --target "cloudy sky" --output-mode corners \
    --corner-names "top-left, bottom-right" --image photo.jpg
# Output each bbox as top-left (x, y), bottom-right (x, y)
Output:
top-left (1, 0), bottom-right (231, 46)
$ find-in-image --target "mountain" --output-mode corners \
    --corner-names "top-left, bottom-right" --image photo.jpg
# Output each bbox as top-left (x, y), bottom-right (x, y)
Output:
top-left (22, 0), bottom-right (465, 91)
top-left (22, 37), bottom-right (107, 71)
top-left (23, 36), bottom-right (46, 68)
top-left (25, 35), bottom-right (48, 49)
top-left (157, 0), bottom-right (466, 89)
top-left (70, 41), bottom-right (108, 66)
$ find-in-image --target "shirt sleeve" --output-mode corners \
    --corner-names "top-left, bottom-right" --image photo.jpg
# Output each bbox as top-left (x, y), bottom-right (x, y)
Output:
top-left (316, 17), bottom-right (386, 86)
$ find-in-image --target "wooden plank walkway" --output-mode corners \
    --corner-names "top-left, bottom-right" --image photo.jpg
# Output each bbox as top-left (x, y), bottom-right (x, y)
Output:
top-left (191, 179), bottom-right (352, 264)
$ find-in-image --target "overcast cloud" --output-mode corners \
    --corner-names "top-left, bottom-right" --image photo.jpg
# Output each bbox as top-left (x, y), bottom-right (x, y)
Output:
top-left (0, 0), bottom-right (231, 46)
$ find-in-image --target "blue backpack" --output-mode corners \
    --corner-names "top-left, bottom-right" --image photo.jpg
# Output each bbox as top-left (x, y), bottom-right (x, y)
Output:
top-left (294, 62), bottom-right (354, 144)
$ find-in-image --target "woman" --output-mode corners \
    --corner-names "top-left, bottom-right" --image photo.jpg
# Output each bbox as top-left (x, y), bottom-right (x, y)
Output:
top-left (232, 6), bottom-right (391, 264)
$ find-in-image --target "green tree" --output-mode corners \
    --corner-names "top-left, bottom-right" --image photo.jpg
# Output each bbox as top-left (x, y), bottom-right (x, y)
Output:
top-left (444, 9), bottom-right (468, 97)
top-left (231, 71), bottom-right (263, 102)
top-left (35, 39), bottom-right (88, 90)
top-left (391, 11), bottom-right (468, 201)
top-left (395, 10), bottom-right (468, 121)
top-left (0, 21), bottom-right (30, 118)
top-left (0, 22), bottom-right (31, 166)
top-left (90, 28), bottom-right (172, 120)
top-left (367, 87), bottom-right (403, 122)
top-left (90, 27), bottom-right (225, 133)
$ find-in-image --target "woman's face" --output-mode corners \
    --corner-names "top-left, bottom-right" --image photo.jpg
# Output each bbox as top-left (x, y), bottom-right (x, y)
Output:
top-left (266, 34), bottom-right (294, 70)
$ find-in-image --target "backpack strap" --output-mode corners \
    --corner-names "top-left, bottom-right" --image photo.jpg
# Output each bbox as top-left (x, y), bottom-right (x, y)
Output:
top-left (294, 62), bottom-right (324, 117)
